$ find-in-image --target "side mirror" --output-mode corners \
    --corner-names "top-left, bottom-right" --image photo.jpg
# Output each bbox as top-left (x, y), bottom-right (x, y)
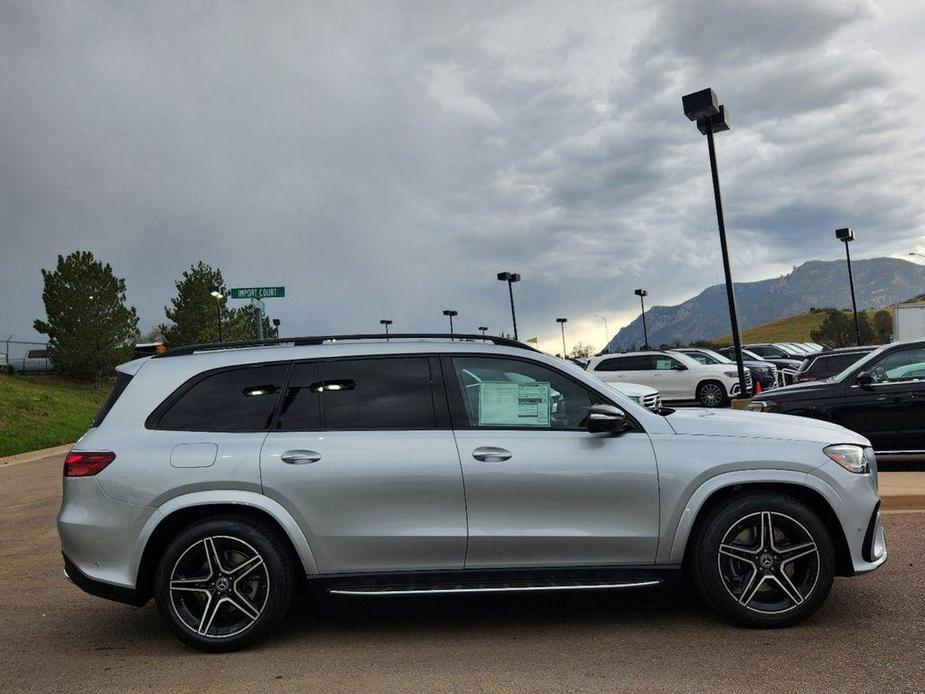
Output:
top-left (586, 404), bottom-right (628, 434)
top-left (855, 371), bottom-right (874, 387)
top-left (672, 363), bottom-right (687, 371)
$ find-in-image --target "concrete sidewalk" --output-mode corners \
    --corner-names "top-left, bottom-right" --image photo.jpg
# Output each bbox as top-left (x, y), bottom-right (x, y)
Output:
top-left (878, 472), bottom-right (925, 511)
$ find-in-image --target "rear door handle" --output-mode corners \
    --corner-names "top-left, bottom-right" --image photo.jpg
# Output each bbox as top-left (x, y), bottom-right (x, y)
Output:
top-left (281, 449), bottom-right (322, 465)
top-left (472, 446), bottom-right (512, 462)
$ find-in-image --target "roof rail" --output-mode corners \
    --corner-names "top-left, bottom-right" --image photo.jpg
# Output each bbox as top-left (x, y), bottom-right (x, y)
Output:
top-left (153, 333), bottom-right (538, 358)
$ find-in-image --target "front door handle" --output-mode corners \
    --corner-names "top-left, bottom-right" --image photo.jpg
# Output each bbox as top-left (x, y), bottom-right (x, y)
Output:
top-left (281, 449), bottom-right (322, 465)
top-left (472, 446), bottom-right (512, 462)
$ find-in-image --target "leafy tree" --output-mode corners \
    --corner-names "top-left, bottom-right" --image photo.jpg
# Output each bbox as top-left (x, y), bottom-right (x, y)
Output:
top-left (34, 251), bottom-right (139, 382)
top-left (569, 342), bottom-right (595, 359)
top-left (162, 262), bottom-right (267, 346)
top-left (811, 309), bottom-right (874, 347)
top-left (872, 310), bottom-right (893, 343)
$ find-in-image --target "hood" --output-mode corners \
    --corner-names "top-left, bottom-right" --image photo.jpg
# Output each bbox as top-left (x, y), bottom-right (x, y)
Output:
top-left (606, 381), bottom-right (657, 398)
top-left (753, 378), bottom-right (837, 400)
top-left (664, 407), bottom-right (869, 446)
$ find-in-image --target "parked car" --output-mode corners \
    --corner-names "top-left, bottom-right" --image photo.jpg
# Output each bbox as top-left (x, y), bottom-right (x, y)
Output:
top-left (794, 346), bottom-right (876, 382)
top-left (59, 332), bottom-right (885, 651)
top-left (8, 349), bottom-right (54, 374)
top-left (749, 339), bottom-right (925, 455)
top-left (744, 343), bottom-right (811, 360)
top-left (672, 348), bottom-right (778, 392)
top-left (0, 352), bottom-right (7, 375)
top-left (586, 350), bottom-right (752, 406)
top-left (598, 380), bottom-right (662, 411)
top-left (717, 346), bottom-right (802, 385)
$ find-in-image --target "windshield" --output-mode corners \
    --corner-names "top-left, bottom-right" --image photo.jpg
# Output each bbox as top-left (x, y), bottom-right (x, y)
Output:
top-left (831, 343), bottom-right (891, 382)
top-left (700, 349), bottom-right (733, 364)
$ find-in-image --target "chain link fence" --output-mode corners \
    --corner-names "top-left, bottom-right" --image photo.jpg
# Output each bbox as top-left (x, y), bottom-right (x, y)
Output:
top-left (1, 337), bottom-right (53, 373)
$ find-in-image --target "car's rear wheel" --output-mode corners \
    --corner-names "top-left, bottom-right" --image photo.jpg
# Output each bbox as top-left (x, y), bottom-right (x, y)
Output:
top-left (696, 380), bottom-right (726, 407)
top-left (691, 492), bottom-right (835, 628)
top-left (154, 515), bottom-right (295, 652)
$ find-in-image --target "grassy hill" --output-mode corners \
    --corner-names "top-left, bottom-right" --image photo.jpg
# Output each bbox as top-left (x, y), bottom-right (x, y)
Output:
top-left (714, 308), bottom-right (883, 345)
top-left (0, 375), bottom-right (108, 458)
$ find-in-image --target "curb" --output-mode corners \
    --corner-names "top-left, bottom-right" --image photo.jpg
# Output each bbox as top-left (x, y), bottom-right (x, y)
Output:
top-left (880, 495), bottom-right (925, 511)
top-left (0, 443), bottom-right (74, 468)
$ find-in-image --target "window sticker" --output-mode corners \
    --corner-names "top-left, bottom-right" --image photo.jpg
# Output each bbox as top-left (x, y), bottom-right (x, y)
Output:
top-left (478, 381), bottom-right (551, 427)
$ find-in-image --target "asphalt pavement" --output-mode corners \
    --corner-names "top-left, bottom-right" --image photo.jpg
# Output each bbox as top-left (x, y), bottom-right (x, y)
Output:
top-left (2, 454), bottom-right (924, 693)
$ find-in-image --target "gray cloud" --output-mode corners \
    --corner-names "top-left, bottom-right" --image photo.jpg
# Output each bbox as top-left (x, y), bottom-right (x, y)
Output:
top-left (1, 0), bottom-right (923, 352)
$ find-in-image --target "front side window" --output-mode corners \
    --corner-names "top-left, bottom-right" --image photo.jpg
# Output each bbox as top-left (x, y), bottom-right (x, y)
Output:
top-left (155, 364), bottom-right (287, 431)
top-left (451, 356), bottom-right (593, 429)
top-left (654, 356), bottom-right (682, 370)
top-left (317, 357), bottom-right (436, 429)
top-left (868, 348), bottom-right (925, 384)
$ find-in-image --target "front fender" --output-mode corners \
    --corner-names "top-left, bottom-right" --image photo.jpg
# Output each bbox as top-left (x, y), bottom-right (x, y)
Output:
top-left (132, 490), bottom-right (319, 582)
top-left (663, 469), bottom-right (845, 565)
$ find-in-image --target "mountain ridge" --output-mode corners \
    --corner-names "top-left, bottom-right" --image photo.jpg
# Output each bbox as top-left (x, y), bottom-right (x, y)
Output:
top-left (605, 257), bottom-right (925, 351)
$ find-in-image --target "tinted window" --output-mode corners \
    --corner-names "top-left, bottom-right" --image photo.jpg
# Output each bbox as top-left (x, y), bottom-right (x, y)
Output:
top-left (595, 355), bottom-right (650, 371)
top-left (748, 346), bottom-right (787, 359)
top-left (318, 357), bottom-right (436, 429)
top-left (91, 372), bottom-right (133, 427)
top-left (156, 364), bottom-right (287, 431)
top-left (807, 353), bottom-right (865, 376)
top-left (275, 362), bottom-right (321, 430)
top-left (28, 350), bottom-right (48, 359)
top-left (451, 356), bottom-right (593, 429)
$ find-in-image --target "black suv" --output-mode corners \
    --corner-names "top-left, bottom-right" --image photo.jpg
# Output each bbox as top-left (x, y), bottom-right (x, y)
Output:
top-left (749, 340), bottom-right (925, 454)
top-left (794, 346), bottom-right (875, 382)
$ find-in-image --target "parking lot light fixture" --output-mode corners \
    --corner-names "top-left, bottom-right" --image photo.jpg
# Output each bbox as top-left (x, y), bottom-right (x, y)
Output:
top-left (836, 228), bottom-right (862, 345)
top-left (594, 314), bottom-right (610, 351)
top-left (272, 318), bottom-right (281, 338)
top-left (442, 310), bottom-right (458, 335)
top-left (209, 285), bottom-right (224, 343)
top-left (556, 318), bottom-right (568, 357)
top-left (682, 87), bottom-right (748, 398)
top-left (379, 319), bottom-right (393, 340)
top-left (634, 289), bottom-right (650, 350)
top-left (478, 326), bottom-right (488, 335)
top-left (497, 272), bottom-right (521, 340)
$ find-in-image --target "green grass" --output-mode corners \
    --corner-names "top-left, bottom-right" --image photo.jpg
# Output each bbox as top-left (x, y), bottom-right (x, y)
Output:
top-left (0, 375), bottom-right (109, 457)
top-left (715, 309), bottom-right (882, 344)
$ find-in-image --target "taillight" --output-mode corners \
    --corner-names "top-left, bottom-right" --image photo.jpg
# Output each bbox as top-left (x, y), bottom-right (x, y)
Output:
top-left (64, 451), bottom-right (116, 477)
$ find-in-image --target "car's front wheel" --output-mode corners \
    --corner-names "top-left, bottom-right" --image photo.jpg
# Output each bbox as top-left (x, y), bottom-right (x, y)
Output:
top-left (696, 380), bottom-right (727, 407)
top-left (154, 515), bottom-right (295, 652)
top-left (691, 492), bottom-right (835, 628)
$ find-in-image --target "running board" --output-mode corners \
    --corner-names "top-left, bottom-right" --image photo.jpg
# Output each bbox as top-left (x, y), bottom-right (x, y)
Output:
top-left (329, 579), bottom-right (661, 596)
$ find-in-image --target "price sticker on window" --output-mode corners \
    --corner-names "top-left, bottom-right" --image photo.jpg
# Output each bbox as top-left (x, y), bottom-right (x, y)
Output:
top-left (478, 381), bottom-right (550, 427)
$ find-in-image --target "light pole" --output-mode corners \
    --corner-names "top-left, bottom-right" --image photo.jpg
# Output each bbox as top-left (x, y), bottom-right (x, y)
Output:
top-left (682, 87), bottom-right (748, 397)
top-left (379, 319), bottom-right (393, 340)
top-left (478, 326), bottom-right (488, 335)
top-left (497, 272), bottom-right (521, 340)
top-left (836, 228), bottom-right (862, 345)
top-left (634, 289), bottom-right (649, 350)
top-left (594, 314), bottom-right (610, 351)
top-left (443, 310), bottom-right (458, 335)
top-left (272, 318), bottom-right (281, 338)
top-left (209, 285), bottom-right (225, 343)
top-left (556, 317), bottom-right (568, 357)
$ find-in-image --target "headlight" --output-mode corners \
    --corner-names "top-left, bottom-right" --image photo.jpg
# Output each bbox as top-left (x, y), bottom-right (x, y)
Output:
top-left (824, 444), bottom-right (870, 474)
top-left (631, 395), bottom-right (642, 404)
top-left (723, 371), bottom-right (738, 378)
top-left (747, 399), bottom-right (776, 412)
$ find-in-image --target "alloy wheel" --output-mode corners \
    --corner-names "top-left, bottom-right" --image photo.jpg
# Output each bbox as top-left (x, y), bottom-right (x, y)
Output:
top-left (699, 383), bottom-right (724, 406)
top-left (716, 511), bottom-right (820, 614)
top-left (168, 535), bottom-right (270, 639)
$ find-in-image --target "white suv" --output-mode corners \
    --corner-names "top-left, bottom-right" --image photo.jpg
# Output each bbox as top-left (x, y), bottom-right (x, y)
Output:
top-left (586, 350), bottom-right (751, 407)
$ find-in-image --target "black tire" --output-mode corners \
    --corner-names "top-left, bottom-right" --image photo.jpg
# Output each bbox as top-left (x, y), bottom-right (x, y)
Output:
top-left (154, 515), bottom-right (295, 652)
top-left (691, 492), bottom-right (835, 628)
top-left (696, 380), bottom-right (727, 407)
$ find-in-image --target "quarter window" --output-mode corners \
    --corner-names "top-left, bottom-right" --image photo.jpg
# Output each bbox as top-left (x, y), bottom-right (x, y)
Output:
top-left (154, 364), bottom-right (287, 431)
top-left (450, 357), bottom-right (593, 429)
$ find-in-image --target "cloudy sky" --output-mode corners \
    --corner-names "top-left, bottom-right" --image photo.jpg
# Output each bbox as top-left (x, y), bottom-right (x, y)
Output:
top-left (3, 0), bottom-right (925, 353)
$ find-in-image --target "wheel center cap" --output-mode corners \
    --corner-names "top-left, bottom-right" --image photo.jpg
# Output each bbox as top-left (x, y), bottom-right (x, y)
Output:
top-left (759, 553), bottom-right (775, 569)
top-left (215, 576), bottom-right (231, 592)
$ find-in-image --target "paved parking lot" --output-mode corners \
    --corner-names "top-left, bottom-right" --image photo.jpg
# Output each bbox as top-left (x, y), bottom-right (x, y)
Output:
top-left (2, 454), bottom-right (924, 693)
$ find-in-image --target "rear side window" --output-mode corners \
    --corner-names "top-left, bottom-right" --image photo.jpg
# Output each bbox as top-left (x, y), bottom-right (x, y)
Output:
top-left (807, 353), bottom-right (863, 376)
top-left (315, 357), bottom-right (437, 430)
top-left (595, 355), bottom-right (650, 371)
top-left (91, 372), bottom-right (133, 427)
top-left (275, 362), bottom-right (321, 430)
top-left (153, 364), bottom-right (288, 432)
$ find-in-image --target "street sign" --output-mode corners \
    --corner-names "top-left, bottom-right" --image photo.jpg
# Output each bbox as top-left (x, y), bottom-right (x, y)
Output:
top-left (229, 286), bottom-right (285, 299)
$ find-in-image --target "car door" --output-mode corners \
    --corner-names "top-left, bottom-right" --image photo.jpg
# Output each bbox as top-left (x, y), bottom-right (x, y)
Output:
top-left (260, 356), bottom-right (468, 573)
top-left (445, 354), bottom-right (660, 568)
top-left (651, 354), bottom-right (691, 400)
top-left (842, 346), bottom-right (925, 452)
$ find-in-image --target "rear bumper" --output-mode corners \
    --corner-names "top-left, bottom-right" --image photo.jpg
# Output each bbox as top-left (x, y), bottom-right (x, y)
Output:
top-left (63, 554), bottom-right (146, 606)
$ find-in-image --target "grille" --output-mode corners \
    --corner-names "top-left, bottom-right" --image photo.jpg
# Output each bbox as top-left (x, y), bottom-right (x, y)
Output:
top-left (641, 393), bottom-right (661, 411)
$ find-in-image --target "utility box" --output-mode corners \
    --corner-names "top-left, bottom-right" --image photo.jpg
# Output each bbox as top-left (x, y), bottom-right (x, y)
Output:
top-left (894, 303), bottom-right (925, 342)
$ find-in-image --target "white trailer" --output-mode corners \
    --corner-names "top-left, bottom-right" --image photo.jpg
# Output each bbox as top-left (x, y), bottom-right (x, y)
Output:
top-left (894, 303), bottom-right (925, 342)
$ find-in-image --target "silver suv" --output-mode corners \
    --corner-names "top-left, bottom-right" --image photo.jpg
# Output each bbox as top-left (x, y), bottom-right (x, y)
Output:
top-left (59, 334), bottom-right (886, 651)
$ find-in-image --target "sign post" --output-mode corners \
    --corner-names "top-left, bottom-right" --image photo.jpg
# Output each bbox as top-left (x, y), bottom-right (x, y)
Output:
top-left (228, 287), bottom-right (286, 339)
